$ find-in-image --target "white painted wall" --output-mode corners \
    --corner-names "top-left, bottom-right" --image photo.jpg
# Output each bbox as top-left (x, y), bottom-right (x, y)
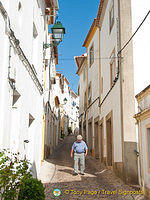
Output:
top-left (99, 0), bottom-right (122, 162)
top-left (0, 0), bottom-right (46, 177)
top-left (131, 0), bottom-right (150, 113)
top-left (140, 118), bottom-right (150, 190)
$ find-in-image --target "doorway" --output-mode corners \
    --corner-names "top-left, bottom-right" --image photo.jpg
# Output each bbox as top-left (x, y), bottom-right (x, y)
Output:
top-left (83, 121), bottom-right (86, 142)
top-left (88, 119), bottom-right (92, 154)
top-left (106, 111), bottom-right (113, 167)
top-left (99, 119), bottom-right (104, 162)
top-left (94, 120), bottom-right (99, 159)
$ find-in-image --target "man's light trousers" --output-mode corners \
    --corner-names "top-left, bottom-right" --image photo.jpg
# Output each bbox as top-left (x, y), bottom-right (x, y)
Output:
top-left (74, 152), bottom-right (85, 174)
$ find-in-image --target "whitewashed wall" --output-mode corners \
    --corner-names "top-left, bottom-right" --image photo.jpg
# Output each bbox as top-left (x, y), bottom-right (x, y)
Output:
top-left (0, 0), bottom-right (46, 177)
top-left (100, 0), bottom-right (122, 162)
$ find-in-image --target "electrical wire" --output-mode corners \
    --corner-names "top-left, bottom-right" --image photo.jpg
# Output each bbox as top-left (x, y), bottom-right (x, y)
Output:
top-left (118, 10), bottom-right (150, 54)
top-left (78, 10), bottom-right (150, 119)
top-left (57, 57), bottom-right (119, 61)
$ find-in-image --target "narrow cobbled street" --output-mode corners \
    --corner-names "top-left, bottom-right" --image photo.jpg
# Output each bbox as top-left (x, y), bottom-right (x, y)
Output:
top-left (43, 135), bottom-right (147, 200)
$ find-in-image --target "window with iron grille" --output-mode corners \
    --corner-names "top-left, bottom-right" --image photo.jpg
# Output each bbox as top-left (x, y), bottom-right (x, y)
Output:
top-left (88, 82), bottom-right (92, 105)
top-left (147, 127), bottom-right (150, 171)
top-left (89, 45), bottom-right (94, 67)
top-left (110, 49), bottom-right (116, 87)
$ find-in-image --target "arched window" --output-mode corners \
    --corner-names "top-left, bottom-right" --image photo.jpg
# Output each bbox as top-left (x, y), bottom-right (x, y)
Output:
top-left (18, 2), bottom-right (22, 11)
top-left (55, 96), bottom-right (60, 108)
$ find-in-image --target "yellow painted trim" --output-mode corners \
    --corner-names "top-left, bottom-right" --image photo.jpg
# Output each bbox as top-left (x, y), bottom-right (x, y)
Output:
top-left (85, 27), bottom-right (97, 48)
top-left (99, 28), bottom-right (101, 115)
top-left (86, 47), bottom-right (89, 147)
top-left (146, 124), bottom-right (150, 173)
top-left (105, 110), bottom-right (114, 168)
top-left (77, 59), bottom-right (87, 76)
top-left (134, 108), bottom-right (150, 121)
top-left (136, 88), bottom-right (150, 104)
top-left (41, 114), bottom-right (46, 164)
top-left (140, 121), bottom-right (144, 186)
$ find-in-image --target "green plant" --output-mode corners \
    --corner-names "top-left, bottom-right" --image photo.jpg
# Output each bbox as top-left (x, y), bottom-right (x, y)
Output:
top-left (0, 149), bottom-right (32, 200)
top-left (68, 127), bottom-right (72, 135)
top-left (61, 133), bottom-right (65, 139)
top-left (18, 177), bottom-right (45, 200)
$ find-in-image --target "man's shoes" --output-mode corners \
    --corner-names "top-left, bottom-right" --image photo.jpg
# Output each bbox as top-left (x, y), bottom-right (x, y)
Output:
top-left (73, 172), bottom-right (78, 176)
top-left (80, 173), bottom-right (85, 175)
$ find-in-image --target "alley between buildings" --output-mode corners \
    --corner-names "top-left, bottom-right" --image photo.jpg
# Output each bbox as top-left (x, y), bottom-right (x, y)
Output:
top-left (41, 135), bottom-right (147, 200)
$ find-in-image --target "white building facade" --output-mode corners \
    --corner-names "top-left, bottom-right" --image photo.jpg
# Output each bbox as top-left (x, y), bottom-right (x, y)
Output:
top-left (0, 0), bottom-right (58, 178)
top-left (134, 86), bottom-right (150, 198)
top-left (76, 0), bottom-right (141, 184)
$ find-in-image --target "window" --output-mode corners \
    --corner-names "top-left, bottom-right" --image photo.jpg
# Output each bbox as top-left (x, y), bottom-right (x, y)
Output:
top-left (29, 114), bottom-right (35, 127)
top-left (88, 82), bottom-right (92, 105)
top-left (110, 49), bottom-right (116, 87)
top-left (12, 90), bottom-right (21, 107)
top-left (83, 67), bottom-right (86, 81)
top-left (84, 91), bottom-right (87, 110)
top-left (18, 2), bottom-right (22, 11)
top-left (109, 0), bottom-right (114, 34)
top-left (146, 127), bottom-right (150, 172)
top-left (89, 45), bottom-right (94, 67)
top-left (33, 23), bottom-right (38, 38)
top-left (78, 84), bottom-right (80, 96)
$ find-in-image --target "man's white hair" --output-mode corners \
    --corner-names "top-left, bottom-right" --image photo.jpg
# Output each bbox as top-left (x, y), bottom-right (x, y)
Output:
top-left (77, 135), bottom-right (82, 140)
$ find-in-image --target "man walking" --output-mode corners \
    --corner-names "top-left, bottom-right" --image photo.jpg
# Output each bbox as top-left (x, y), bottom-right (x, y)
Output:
top-left (71, 135), bottom-right (88, 175)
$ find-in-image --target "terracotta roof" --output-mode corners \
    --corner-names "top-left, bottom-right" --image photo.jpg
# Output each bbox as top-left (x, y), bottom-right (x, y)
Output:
top-left (96, 0), bottom-right (105, 26)
top-left (45, 0), bottom-right (53, 8)
top-left (64, 77), bottom-right (69, 85)
top-left (75, 53), bottom-right (87, 75)
top-left (56, 73), bottom-right (69, 85)
top-left (56, 72), bottom-right (61, 77)
top-left (45, 0), bottom-right (59, 9)
top-left (71, 90), bottom-right (78, 98)
top-left (74, 53), bottom-right (87, 68)
top-left (82, 19), bottom-right (97, 47)
top-left (135, 85), bottom-right (150, 99)
top-left (82, 0), bottom-right (105, 47)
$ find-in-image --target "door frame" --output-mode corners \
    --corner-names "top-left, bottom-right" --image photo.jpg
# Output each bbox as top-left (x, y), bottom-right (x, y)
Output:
top-left (94, 116), bottom-right (99, 158)
top-left (106, 110), bottom-right (114, 170)
top-left (88, 117), bottom-right (93, 154)
top-left (99, 118), bottom-right (104, 162)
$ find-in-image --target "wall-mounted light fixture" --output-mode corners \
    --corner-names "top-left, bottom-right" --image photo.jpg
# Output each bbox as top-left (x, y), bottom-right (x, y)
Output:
top-left (43, 21), bottom-right (65, 49)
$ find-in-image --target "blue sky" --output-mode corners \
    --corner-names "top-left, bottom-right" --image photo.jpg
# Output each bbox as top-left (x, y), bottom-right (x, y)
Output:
top-left (55, 0), bottom-right (100, 93)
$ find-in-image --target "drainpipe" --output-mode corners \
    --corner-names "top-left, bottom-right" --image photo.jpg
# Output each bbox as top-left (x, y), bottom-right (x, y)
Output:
top-left (117, 0), bottom-right (125, 167)
top-left (7, 17), bottom-right (15, 90)
top-left (137, 120), bottom-right (142, 186)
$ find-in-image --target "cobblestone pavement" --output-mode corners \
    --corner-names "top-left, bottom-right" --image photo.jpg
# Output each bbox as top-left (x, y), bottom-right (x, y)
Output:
top-left (43, 135), bottom-right (149, 200)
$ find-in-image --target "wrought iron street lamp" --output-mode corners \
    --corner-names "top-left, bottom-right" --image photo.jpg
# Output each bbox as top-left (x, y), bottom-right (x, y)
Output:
top-left (51, 21), bottom-right (65, 44)
top-left (43, 21), bottom-right (65, 49)
top-left (63, 97), bottom-right (68, 105)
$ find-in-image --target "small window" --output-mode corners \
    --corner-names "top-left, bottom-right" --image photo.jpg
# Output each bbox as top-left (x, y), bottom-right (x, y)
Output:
top-left (29, 114), bottom-right (35, 127)
top-left (33, 23), bottom-right (38, 38)
top-left (109, 0), bottom-right (114, 34)
top-left (83, 67), bottom-right (86, 81)
top-left (147, 127), bottom-right (150, 171)
top-left (89, 45), bottom-right (94, 67)
top-left (78, 85), bottom-right (80, 96)
top-left (84, 91), bottom-right (87, 110)
top-left (18, 2), bottom-right (22, 11)
top-left (88, 82), bottom-right (92, 105)
top-left (12, 90), bottom-right (21, 107)
top-left (110, 49), bottom-right (116, 87)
